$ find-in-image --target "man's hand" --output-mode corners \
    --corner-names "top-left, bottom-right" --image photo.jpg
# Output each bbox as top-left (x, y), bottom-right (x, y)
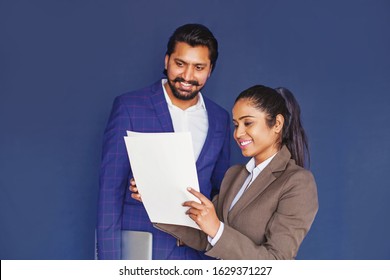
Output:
top-left (129, 178), bottom-right (142, 202)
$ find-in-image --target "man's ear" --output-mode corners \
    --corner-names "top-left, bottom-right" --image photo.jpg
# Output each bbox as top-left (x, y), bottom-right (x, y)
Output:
top-left (164, 55), bottom-right (169, 71)
top-left (208, 65), bottom-right (213, 77)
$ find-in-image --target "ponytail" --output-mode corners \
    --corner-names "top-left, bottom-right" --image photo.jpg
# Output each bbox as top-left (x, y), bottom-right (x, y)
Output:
top-left (275, 87), bottom-right (309, 167)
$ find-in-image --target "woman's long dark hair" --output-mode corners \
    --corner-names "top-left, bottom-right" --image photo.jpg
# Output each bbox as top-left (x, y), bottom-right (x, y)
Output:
top-left (235, 85), bottom-right (310, 167)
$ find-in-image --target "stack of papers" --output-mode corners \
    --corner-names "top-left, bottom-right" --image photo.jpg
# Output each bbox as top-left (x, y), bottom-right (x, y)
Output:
top-left (124, 131), bottom-right (200, 229)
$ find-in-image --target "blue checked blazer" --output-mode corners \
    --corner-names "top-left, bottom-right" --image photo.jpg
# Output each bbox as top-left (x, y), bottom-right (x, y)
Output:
top-left (97, 80), bottom-right (231, 259)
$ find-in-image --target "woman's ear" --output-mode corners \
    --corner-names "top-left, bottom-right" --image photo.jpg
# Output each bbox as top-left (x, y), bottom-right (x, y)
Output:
top-left (274, 114), bottom-right (284, 134)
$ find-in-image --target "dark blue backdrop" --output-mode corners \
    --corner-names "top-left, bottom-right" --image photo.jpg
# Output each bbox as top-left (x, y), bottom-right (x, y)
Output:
top-left (1, 0), bottom-right (389, 259)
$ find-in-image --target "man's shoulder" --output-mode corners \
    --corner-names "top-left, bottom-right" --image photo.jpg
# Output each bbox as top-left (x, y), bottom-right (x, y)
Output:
top-left (203, 95), bottom-right (229, 118)
top-left (117, 80), bottom-right (162, 100)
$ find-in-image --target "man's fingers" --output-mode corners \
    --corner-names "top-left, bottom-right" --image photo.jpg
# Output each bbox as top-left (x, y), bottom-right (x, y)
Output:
top-left (131, 193), bottom-right (142, 202)
top-left (129, 178), bottom-right (138, 193)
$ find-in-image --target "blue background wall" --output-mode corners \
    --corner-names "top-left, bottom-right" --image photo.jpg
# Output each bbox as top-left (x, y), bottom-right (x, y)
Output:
top-left (1, 0), bottom-right (389, 259)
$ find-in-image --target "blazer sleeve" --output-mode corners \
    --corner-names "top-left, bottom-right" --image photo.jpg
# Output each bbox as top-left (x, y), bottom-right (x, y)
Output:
top-left (205, 170), bottom-right (319, 260)
top-left (97, 96), bottom-right (132, 259)
top-left (153, 194), bottom-right (221, 251)
top-left (153, 223), bottom-right (209, 251)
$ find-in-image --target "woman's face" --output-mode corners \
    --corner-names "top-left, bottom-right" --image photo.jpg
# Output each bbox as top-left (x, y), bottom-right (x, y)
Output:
top-left (232, 99), bottom-right (283, 165)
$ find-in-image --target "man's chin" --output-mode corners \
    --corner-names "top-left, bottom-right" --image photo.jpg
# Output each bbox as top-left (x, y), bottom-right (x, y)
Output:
top-left (167, 80), bottom-right (200, 101)
top-left (172, 89), bottom-right (199, 101)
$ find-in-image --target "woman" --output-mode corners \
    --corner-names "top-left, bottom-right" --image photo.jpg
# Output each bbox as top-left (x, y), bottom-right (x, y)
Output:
top-left (131, 85), bottom-right (318, 259)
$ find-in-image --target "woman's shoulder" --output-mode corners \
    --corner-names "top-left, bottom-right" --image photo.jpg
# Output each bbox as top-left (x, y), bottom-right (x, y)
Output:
top-left (285, 160), bottom-right (315, 180)
top-left (279, 160), bottom-right (317, 193)
top-left (222, 164), bottom-right (246, 180)
top-left (227, 164), bottom-right (246, 173)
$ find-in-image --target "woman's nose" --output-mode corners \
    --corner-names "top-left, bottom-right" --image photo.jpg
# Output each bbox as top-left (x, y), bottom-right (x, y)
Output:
top-left (234, 126), bottom-right (246, 138)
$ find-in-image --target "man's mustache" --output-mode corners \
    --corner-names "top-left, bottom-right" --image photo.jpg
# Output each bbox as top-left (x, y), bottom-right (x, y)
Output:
top-left (173, 77), bottom-right (200, 86)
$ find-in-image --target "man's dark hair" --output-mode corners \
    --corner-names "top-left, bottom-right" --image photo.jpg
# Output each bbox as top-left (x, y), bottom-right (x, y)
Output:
top-left (163, 23), bottom-right (218, 75)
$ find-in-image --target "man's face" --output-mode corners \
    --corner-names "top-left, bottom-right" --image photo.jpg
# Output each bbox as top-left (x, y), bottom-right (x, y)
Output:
top-left (165, 42), bottom-right (212, 101)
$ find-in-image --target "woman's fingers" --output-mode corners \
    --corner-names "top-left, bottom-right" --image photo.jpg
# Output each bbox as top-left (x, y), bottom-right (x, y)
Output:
top-left (186, 187), bottom-right (213, 207)
top-left (186, 206), bottom-right (208, 216)
top-left (183, 200), bottom-right (202, 209)
top-left (184, 187), bottom-right (214, 218)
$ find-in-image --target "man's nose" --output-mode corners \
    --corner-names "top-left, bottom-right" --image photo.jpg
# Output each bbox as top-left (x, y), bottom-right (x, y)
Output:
top-left (182, 66), bottom-right (194, 82)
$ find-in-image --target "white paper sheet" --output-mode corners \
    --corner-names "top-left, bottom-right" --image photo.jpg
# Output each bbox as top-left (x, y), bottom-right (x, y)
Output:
top-left (124, 131), bottom-right (200, 229)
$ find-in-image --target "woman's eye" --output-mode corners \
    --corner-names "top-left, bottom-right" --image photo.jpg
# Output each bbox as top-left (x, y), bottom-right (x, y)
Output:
top-left (244, 122), bottom-right (252, 126)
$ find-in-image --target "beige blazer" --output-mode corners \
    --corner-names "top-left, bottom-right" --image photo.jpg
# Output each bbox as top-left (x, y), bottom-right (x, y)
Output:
top-left (156, 146), bottom-right (318, 259)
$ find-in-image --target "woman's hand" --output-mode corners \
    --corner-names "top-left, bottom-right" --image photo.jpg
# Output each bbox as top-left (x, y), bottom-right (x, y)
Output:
top-left (129, 178), bottom-right (142, 202)
top-left (184, 187), bottom-right (220, 238)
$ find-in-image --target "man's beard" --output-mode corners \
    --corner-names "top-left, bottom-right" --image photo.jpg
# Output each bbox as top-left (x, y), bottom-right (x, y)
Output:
top-left (167, 77), bottom-right (201, 101)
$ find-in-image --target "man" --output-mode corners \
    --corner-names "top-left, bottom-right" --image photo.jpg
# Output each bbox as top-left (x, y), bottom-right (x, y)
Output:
top-left (97, 24), bottom-right (230, 260)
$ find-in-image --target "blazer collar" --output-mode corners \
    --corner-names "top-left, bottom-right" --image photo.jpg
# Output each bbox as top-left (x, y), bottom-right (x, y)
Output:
top-left (150, 80), bottom-right (174, 132)
top-left (195, 96), bottom-right (216, 167)
top-left (223, 146), bottom-right (292, 222)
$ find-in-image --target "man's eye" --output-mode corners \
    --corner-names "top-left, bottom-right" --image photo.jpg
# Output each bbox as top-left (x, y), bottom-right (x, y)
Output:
top-left (244, 122), bottom-right (252, 126)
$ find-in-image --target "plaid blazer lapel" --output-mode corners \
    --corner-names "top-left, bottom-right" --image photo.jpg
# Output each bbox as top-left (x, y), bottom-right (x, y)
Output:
top-left (150, 82), bottom-right (174, 132)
